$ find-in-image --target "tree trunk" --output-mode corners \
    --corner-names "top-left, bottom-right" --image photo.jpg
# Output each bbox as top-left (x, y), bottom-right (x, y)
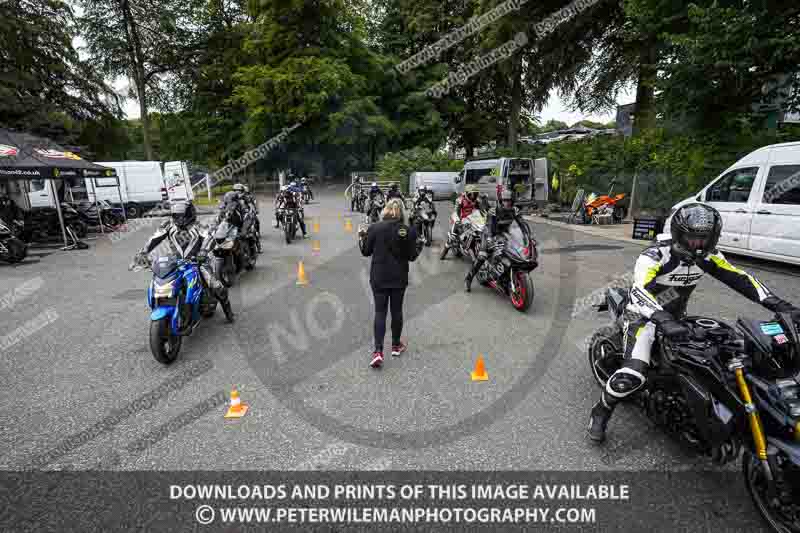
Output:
top-left (508, 56), bottom-right (522, 151)
top-left (120, 0), bottom-right (154, 160)
top-left (633, 41), bottom-right (658, 136)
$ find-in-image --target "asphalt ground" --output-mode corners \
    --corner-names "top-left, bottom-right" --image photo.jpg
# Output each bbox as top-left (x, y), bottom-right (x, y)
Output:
top-left (1, 185), bottom-right (799, 529)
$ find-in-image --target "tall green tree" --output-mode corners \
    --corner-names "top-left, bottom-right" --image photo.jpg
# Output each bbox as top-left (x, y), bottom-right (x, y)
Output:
top-left (0, 0), bottom-right (120, 141)
top-left (79, 0), bottom-right (204, 159)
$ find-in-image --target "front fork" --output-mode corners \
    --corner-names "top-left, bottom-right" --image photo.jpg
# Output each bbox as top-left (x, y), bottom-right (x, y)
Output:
top-left (729, 358), bottom-right (773, 482)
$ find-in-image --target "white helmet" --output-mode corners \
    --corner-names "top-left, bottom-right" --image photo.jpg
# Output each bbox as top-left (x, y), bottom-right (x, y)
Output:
top-left (371, 182), bottom-right (377, 187)
top-left (232, 183), bottom-right (245, 192)
top-left (280, 185), bottom-right (288, 191)
top-left (290, 181), bottom-right (297, 187)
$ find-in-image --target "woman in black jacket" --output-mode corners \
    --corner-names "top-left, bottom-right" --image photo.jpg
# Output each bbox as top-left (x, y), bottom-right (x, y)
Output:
top-left (359, 198), bottom-right (421, 368)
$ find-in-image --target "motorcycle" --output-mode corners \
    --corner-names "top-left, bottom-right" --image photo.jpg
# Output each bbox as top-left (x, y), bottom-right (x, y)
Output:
top-left (131, 254), bottom-right (217, 365)
top-left (0, 218), bottom-right (27, 263)
top-left (302, 185), bottom-right (314, 203)
top-left (366, 195), bottom-right (385, 224)
top-left (17, 205), bottom-right (87, 243)
top-left (410, 200), bottom-right (437, 246)
top-left (277, 206), bottom-right (302, 244)
top-left (472, 219), bottom-right (538, 312)
top-left (589, 288), bottom-right (800, 532)
top-left (211, 216), bottom-right (253, 288)
top-left (578, 181), bottom-right (627, 224)
top-left (441, 209), bottom-right (486, 262)
top-left (242, 206), bottom-right (262, 254)
top-left (66, 199), bottom-right (125, 231)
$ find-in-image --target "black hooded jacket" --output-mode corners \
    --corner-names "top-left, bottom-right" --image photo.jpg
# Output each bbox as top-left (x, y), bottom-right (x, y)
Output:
top-left (360, 219), bottom-right (420, 289)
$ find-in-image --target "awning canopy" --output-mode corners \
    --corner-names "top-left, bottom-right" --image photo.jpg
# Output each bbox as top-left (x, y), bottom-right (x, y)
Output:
top-left (0, 128), bottom-right (117, 181)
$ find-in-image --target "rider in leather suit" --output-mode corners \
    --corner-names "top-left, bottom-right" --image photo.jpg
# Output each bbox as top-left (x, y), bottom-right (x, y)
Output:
top-left (587, 203), bottom-right (799, 443)
top-left (283, 181), bottom-right (307, 237)
top-left (440, 185), bottom-right (479, 260)
top-left (386, 182), bottom-right (403, 201)
top-left (137, 201), bottom-right (234, 322)
top-left (464, 188), bottom-right (525, 292)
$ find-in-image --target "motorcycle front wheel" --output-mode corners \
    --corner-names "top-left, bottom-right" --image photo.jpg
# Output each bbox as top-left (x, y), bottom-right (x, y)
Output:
top-left (149, 317), bottom-right (182, 365)
top-left (424, 224), bottom-right (432, 246)
top-left (743, 450), bottom-right (800, 533)
top-left (587, 326), bottom-right (623, 388)
top-left (509, 271), bottom-right (534, 312)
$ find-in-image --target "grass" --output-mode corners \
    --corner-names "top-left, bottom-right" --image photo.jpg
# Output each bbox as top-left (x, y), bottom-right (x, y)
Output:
top-left (194, 184), bottom-right (234, 206)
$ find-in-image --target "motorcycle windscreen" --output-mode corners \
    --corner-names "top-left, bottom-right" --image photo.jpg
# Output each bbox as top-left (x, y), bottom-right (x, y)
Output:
top-left (152, 256), bottom-right (179, 279)
top-left (466, 211), bottom-right (486, 229)
top-left (504, 221), bottom-right (531, 261)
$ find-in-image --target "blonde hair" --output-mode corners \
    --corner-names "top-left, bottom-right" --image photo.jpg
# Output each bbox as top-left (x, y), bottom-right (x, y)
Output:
top-left (382, 198), bottom-right (407, 224)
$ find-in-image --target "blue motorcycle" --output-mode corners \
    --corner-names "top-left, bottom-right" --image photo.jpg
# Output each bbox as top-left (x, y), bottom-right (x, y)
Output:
top-left (133, 254), bottom-right (217, 364)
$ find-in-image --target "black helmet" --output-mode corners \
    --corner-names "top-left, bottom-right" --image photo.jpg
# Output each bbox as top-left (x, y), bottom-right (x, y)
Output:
top-left (222, 191), bottom-right (240, 206)
top-left (670, 203), bottom-right (722, 261)
top-left (171, 201), bottom-right (196, 228)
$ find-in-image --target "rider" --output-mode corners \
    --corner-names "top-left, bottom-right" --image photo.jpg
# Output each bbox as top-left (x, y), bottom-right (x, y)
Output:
top-left (441, 184), bottom-right (480, 259)
top-left (274, 185), bottom-right (289, 228)
top-left (301, 177), bottom-right (313, 200)
top-left (587, 203), bottom-right (800, 443)
top-left (283, 180), bottom-right (307, 237)
top-left (386, 182), bottom-right (403, 201)
top-left (136, 201), bottom-right (234, 322)
top-left (219, 190), bottom-right (245, 230)
top-left (464, 187), bottom-right (526, 292)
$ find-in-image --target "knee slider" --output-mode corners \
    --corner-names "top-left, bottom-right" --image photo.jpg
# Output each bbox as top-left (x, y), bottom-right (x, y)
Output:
top-left (606, 367), bottom-right (646, 398)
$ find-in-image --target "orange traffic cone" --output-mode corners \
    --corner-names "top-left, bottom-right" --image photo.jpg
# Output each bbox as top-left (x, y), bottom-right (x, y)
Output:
top-left (344, 218), bottom-right (353, 232)
top-left (311, 239), bottom-right (321, 254)
top-left (312, 218), bottom-right (320, 233)
top-left (224, 389), bottom-right (248, 418)
top-left (296, 261), bottom-right (309, 285)
top-left (471, 355), bottom-right (489, 382)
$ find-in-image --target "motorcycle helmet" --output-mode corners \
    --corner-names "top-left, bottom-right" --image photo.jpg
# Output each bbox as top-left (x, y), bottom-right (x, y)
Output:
top-left (242, 185), bottom-right (250, 193)
top-left (171, 201), bottom-right (196, 228)
top-left (232, 183), bottom-right (245, 193)
top-left (670, 203), bottom-right (722, 261)
top-left (499, 188), bottom-right (514, 209)
top-left (223, 190), bottom-right (240, 205)
top-left (465, 184), bottom-right (479, 203)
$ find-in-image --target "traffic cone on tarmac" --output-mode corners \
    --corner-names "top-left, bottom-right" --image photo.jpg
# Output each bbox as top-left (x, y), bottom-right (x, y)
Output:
top-left (312, 239), bottom-right (321, 254)
top-left (344, 218), bottom-right (353, 232)
top-left (312, 218), bottom-right (320, 233)
top-left (471, 355), bottom-right (489, 382)
top-left (224, 389), bottom-right (248, 418)
top-left (296, 261), bottom-right (309, 285)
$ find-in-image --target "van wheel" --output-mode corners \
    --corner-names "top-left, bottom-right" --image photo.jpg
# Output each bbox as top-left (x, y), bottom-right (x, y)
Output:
top-left (126, 204), bottom-right (141, 218)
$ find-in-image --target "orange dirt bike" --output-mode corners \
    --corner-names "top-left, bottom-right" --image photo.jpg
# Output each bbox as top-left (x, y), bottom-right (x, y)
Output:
top-left (577, 181), bottom-right (627, 224)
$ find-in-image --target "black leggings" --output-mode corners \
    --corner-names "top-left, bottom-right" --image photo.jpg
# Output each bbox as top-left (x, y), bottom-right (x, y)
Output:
top-left (372, 287), bottom-right (406, 351)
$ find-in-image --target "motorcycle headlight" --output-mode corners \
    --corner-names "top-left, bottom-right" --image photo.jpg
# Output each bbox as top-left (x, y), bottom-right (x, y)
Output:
top-left (153, 279), bottom-right (175, 298)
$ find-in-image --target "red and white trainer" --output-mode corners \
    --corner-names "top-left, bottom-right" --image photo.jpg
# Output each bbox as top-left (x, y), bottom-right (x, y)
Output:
top-left (391, 342), bottom-right (407, 357)
top-left (370, 351), bottom-right (384, 368)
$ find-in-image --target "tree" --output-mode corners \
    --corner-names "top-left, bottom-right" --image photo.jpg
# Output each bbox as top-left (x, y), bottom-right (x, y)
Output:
top-left (0, 0), bottom-right (120, 141)
top-left (79, 0), bottom-right (202, 160)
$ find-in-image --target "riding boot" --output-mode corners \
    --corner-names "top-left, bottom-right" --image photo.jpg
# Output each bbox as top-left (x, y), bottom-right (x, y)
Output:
top-left (587, 392), bottom-right (617, 443)
top-left (217, 290), bottom-right (235, 323)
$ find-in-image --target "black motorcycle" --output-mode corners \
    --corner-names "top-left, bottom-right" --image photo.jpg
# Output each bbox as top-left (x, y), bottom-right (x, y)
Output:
top-left (17, 205), bottom-right (87, 243)
top-left (66, 200), bottom-right (124, 231)
top-left (367, 195), bottom-right (385, 224)
top-left (211, 215), bottom-right (254, 288)
top-left (302, 185), bottom-right (313, 203)
top-left (410, 200), bottom-right (437, 246)
top-left (0, 218), bottom-right (27, 263)
top-left (277, 206), bottom-right (302, 244)
top-left (471, 219), bottom-right (538, 312)
top-left (589, 288), bottom-right (800, 533)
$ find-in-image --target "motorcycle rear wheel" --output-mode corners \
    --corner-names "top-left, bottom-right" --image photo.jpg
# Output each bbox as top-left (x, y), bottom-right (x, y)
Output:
top-left (509, 271), bottom-right (534, 312)
top-left (743, 449), bottom-right (800, 533)
top-left (150, 317), bottom-right (182, 365)
top-left (587, 326), bottom-right (623, 388)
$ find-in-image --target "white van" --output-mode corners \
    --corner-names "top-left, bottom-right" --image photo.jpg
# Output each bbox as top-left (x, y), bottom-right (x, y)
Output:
top-left (163, 161), bottom-right (195, 202)
top-left (454, 157), bottom-right (549, 206)
top-left (409, 171), bottom-right (458, 200)
top-left (96, 161), bottom-right (166, 217)
top-left (665, 142), bottom-right (800, 266)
